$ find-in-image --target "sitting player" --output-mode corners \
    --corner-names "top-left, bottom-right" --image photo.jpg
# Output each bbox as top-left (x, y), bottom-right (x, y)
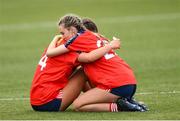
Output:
top-left (82, 18), bottom-right (148, 111)
top-left (30, 21), bottom-right (120, 112)
top-left (46, 14), bottom-right (148, 112)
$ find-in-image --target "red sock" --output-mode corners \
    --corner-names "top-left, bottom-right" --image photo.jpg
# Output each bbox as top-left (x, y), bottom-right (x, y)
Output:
top-left (109, 103), bottom-right (118, 112)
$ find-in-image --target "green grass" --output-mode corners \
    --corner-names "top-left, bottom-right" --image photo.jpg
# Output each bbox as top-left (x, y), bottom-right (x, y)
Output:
top-left (0, 0), bottom-right (180, 120)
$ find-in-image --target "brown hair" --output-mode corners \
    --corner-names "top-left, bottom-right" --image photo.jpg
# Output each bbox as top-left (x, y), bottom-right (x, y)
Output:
top-left (82, 18), bottom-right (98, 33)
top-left (58, 14), bottom-right (85, 32)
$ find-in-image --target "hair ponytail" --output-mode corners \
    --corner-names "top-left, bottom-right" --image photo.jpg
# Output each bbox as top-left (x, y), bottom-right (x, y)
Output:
top-left (58, 14), bottom-right (85, 32)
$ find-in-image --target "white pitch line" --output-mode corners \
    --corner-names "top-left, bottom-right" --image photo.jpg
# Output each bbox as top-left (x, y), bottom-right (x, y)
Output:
top-left (136, 90), bottom-right (180, 95)
top-left (98, 12), bottom-right (180, 24)
top-left (0, 97), bottom-right (29, 101)
top-left (0, 91), bottom-right (180, 101)
top-left (0, 13), bottom-right (179, 31)
top-left (0, 21), bottom-right (56, 31)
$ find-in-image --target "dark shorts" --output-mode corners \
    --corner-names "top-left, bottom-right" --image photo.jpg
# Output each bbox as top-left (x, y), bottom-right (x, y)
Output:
top-left (31, 98), bottom-right (62, 112)
top-left (110, 84), bottom-right (136, 100)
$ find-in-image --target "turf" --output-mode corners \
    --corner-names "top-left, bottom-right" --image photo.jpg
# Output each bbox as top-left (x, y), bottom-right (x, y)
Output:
top-left (0, 0), bottom-right (180, 120)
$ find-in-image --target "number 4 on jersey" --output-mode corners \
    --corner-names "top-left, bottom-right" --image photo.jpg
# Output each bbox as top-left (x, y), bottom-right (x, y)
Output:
top-left (38, 55), bottom-right (48, 71)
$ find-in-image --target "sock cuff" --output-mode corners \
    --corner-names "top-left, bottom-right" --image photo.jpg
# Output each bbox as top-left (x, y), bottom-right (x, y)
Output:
top-left (110, 103), bottom-right (118, 112)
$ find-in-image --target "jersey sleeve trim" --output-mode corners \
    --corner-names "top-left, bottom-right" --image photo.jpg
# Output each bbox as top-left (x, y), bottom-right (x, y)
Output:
top-left (64, 30), bottom-right (85, 48)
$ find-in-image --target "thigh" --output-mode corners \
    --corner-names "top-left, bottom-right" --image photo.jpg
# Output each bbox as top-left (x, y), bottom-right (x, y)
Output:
top-left (73, 87), bottom-right (119, 108)
top-left (60, 68), bottom-right (87, 111)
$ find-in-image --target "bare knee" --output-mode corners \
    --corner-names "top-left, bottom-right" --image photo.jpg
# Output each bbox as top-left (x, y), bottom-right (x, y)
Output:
top-left (72, 99), bottom-right (83, 111)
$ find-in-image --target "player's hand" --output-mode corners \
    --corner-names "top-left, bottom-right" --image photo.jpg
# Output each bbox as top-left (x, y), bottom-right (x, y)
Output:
top-left (53, 35), bottom-right (62, 42)
top-left (109, 36), bottom-right (121, 49)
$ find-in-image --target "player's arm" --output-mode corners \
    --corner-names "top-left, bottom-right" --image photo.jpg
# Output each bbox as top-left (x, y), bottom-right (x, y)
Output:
top-left (78, 37), bottom-right (120, 63)
top-left (46, 35), bottom-right (69, 57)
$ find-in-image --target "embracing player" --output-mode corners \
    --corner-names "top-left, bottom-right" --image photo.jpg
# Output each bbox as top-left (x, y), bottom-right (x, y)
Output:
top-left (46, 14), bottom-right (148, 112)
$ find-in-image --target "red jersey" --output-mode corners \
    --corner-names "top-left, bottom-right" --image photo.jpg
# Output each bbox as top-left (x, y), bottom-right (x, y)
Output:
top-left (30, 40), bottom-right (79, 105)
top-left (65, 30), bottom-right (137, 89)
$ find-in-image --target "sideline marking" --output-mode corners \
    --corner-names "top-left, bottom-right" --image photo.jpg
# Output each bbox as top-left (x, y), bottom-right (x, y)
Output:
top-left (0, 91), bottom-right (179, 101)
top-left (136, 90), bottom-right (180, 95)
top-left (0, 13), bottom-right (179, 31)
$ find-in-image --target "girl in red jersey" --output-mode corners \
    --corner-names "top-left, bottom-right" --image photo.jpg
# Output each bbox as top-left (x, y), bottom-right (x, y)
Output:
top-left (30, 34), bottom-right (87, 111)
top-left (46, 14), bottom-right (148, 112)
top-left (30, 22), bottom-right (120, 112)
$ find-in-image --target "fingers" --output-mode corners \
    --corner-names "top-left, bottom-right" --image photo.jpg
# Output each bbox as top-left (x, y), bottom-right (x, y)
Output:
top-left (113, 36), bottom-right (120, 41)
top-left (56, 34), bottom-right (63, 39)
top-left (113, 36), bottom-right (118, 40)
top-left (109, 36), bottom-right (121, 49)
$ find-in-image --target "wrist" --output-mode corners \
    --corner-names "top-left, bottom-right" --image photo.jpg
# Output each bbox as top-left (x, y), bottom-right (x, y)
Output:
top-left (106, 44), bottom-right (113, 50)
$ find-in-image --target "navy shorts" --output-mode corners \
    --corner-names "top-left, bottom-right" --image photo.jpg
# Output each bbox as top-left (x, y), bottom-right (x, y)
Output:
top-left (31, 98), bottom-right (62, 112)
top-left (110, 84), bottom-right (136, 100)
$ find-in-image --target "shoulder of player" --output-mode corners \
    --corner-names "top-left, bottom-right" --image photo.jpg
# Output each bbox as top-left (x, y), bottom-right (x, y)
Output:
top-left (77, 30), bottom-right (97, 40)
top-left (86, 31), bottom-right (109, 41)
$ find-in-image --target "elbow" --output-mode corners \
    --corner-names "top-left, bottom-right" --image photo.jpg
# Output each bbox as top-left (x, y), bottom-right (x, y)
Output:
top-left (85, 57), bottom-right (95, 63)
top-left (84, 54), bottom-right (98, 62)
top-left (72, 99), bottom-right (83, 111)
top-left (78, 56), bottom-right (94, 63)
top-left (46, 51), bottom-right (54, 57)
top-left (78, 53), bottom-right (97, 63)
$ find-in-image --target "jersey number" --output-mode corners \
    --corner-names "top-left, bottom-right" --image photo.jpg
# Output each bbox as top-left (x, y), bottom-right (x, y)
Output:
top-left (96, 40), bottom-right (115, 60)
top-left (38, 55), bottom-right (48, 71)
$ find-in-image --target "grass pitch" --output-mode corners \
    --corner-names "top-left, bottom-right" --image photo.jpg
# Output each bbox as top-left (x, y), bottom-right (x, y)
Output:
top-left (0, 0), bottom-right (180, 120)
